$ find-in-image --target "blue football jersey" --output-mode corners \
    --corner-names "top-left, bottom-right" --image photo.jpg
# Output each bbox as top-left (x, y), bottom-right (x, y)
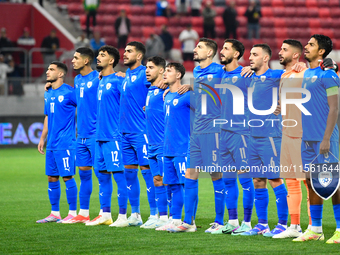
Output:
top-left (248, 69), bottom-right (284, 138)
top-left (192, 62), bottom-right (224, 134)
top-left (74, 70), bottom-right (99, 138)
top-left (119, 65), bottom-right (151, 133)
top-left (44, 84), bottom-right (77, 150)
top-left (302, 67), bottom-right (339, 141)
top-left (96, 73), bottom-right (124, 141)
top-left (164, 91), bottom-right (191, 157)
top-left (145, 86), bottom-right (166, 146)
top-left (220, 66), bottom-right (251, 135)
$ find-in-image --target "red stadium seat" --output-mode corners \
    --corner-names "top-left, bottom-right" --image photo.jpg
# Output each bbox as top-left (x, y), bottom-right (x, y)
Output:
top-left (102, 26), bottom-right (115, 37)
top-left (215, 17), bottom-right (224, 28)
top-left (237, 0), bottom-right (249, 7)
top-left (143, 16), bottom-right (155, 26)
top-left (195, 27), bottom-right (204, 38)
top-left (260, 0), bottom-right (272, 7)
top-left (215, 7), bottom-right (224, 16)
top-left (317, 0), bottom-right (330, 8)
top-left (96, 16), bottom-right (106, 26)
top-left (296, 8), bottom-right (308, 18)
top-left (318, 8), bottom-right (331, 18)
top-left (104, 15), bottom-right (116, 26)
top-left (306, 0), bottom-right (318, 8)
top-left (260, 17), bottom-right (274, 28)
top-left (192, 17), bottom-right (203, 27)
top-left (130, 5), bottom-right (144, 15)
top-left (173, 38), bottom-right (181, 49)
top-left (236, 6), bottom-right (247, 16)
top-left (333, 30), bottom-right (340, 39)
top-left (307, 8), bottom-right (319, 18)
top-left (329, 0), bottom-right (340, 8)
top-left (168, 17), bottom-right (181, 27)
top-left (261, 7), bottom-right (273, 17)
top-left (142, 5), bottom-right (156, 15)
top-left (329, 9), bottom-right (340, 19)
top-left (67, 3), bottom-right (82, 15)
top-left (320, 18), bottom-right (333, 28)
top-left (272, 0), bottom-right (284, 7)
top-left (155, 16), bottom-right (168, 27)
top-left (130, 27), bottom-right (143, 37)
top-left (179, 17), bottom-right (192, 27)
top-left (316, 29), bottom-right (334, 39)
top-left (260, 28), bottom-right (272, 39)
top-left (294, 0), bottom-right (307, 7)
top-left (142, 27), bottom-right (155, 38)
top-left (216, 27), bottom-right (224, 38)
top-left (236, 17), bottom-right (247, 27)
top-left (283, 0), bottom-right (295, 7)
top-left (183, 61), bottom-right (195, 72)
top-left (273, 8), bottom-right (285, 17)
top-left (168, 27), bottom-right (182, 38)
top-left (237, 27), bottom-right (247, 39)
top-left (309, 18), bottom-right (321, 28)
top-left (284, 7), bottom-right (296, 18)
top-left (274, 27), bottom-right (287, 40)
top-left (274, 18), bottom-right (286, 28)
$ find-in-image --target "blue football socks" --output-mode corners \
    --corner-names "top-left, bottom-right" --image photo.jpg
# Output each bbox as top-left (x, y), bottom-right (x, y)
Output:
top-left (48, 181), bottom-right (61, 211)
top-left (184, 178), bottom-right (198, 224)
top-left (65, 178), bottom-right (78, 211)
top-left (141, 169), bottom-right (157, 216)
top-left (125, 168), bottom-right (140, 214)
top-left (113, 171), bottom-right (128, 214)
top-left (79, 170), bottom-right (92, 210)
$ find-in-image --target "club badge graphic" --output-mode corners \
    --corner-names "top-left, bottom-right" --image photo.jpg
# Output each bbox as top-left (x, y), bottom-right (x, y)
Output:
top-left (310, 162), bottom-right (340, 200)
top-left (58, 95), bottom-right (64, 103)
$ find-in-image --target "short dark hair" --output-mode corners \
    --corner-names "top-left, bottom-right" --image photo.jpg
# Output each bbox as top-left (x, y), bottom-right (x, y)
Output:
top-left (283, 39), bottom-right (303, 54)
top-left (166, 62), bottom-right (186, 79)
top-left (98, 45), bottom-right (120, 68)
top-left (147, 56), bottom-right (166, 69)
top-left (50, 61), bottom-right (68, 74)
top-left (199, 38), bottom-right (218, 58)
top-left (311, 34), bottom-right (333, 59)
top-left (127, 41), bottom-right (146, 57)
top-left (253, 43), bottom-right (272, 59)
top-left (76, 47), bottom-right (95, 64)
top-left (224, 39), bottom-right (245, 60)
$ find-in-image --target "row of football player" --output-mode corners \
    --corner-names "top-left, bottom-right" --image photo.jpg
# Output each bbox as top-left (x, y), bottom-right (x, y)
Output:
top-left (36, 35), bottom-right (340, 243)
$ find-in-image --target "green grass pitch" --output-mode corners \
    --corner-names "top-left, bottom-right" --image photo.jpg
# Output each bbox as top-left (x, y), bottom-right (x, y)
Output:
top-left (1, 148), bottom-right (340, 254)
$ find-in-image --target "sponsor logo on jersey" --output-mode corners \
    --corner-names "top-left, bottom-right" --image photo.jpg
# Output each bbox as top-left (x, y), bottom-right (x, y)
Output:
top-left (261, 76), bottom-right (266, 82)
top-left (131, 75), bottom-right (137, 82)
top-left (173, 99), bottom-right (178, 106)
top-left (232, 76), bottom-right (238, 83)
top-left (87, 81), bottom-right (92, 88)
top-left (58, 95), bottom-right (64, 102)
top-left (106, 83), bottom-right (111, 90)
top-left (154, 89), bottom-right (159, 95)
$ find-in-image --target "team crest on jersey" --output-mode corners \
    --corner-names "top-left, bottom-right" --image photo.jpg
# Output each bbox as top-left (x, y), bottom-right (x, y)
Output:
top-left (232, 76), bottom-right (238, 83)
top-left (106, 83), bottom-right (111, 90)
top-left (131, 75), bottom-right (137, 82)
top-left (312, 76), bottom-right (317, 83)
top-left (58, 95), bottom-right (64, 102)
top-left (207, 74), bottom-right (213, 82)
top-left (87, 82), bottom-right (92, 88)
top-left (173, 99), bottom-right (178, 106)
top-left (319, 172), bottom-right (332, 187)
top-left (261, 76), bottom-right (266, 82)
top-left (154, 89), bottom-right (159, 95)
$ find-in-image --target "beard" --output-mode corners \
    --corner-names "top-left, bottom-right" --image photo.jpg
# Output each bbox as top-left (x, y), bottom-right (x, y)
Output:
top-left (96, 65), bottom-right (104, 71)
top-left (46, 78), bottom-right (57, 83)
top-left (124, 59), bottom-right (137, 68)
top-left (279, 56), bottom-right (292, 66)
top-left (304, 55), bottom-right (312, 62)
top-left (220, 56), bottom-right (233, 65)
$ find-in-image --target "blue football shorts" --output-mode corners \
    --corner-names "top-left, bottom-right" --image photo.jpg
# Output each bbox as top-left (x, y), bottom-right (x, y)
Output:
top-left (94, 140), bottom-right (124, 172)
top-left (121, 133), bottom-right (149, 166)
top-left (163, 156), bottom-right (186, 185)
top-left (46, 149), bottom-right (76, 177)
top-left (76, 137), bottom-right (95, 167)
